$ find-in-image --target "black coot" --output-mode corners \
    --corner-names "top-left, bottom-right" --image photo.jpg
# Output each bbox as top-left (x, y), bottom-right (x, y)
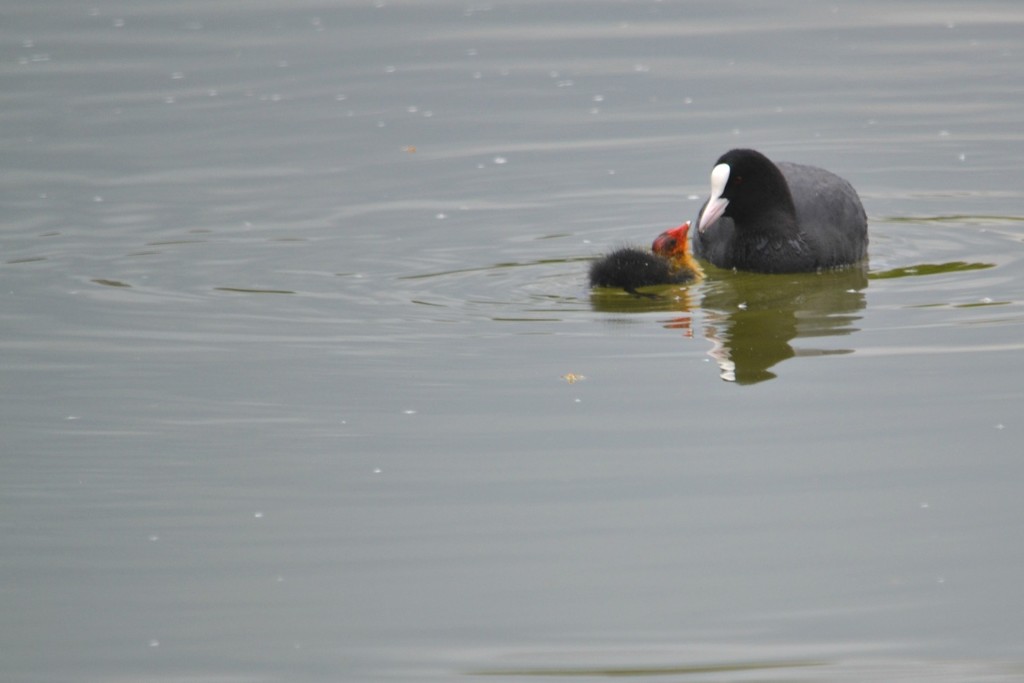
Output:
top-left (692, 149), bottom-right (868, 273)
top-left (589, 222), bottom-right (699, 293)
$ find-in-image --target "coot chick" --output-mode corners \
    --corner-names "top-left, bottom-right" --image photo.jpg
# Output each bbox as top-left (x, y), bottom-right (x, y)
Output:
top-left (589, 222), bottom-right (700, 293)
top-left (693, 148), bottom-right (868, 273)
top-left (652, 221), bottom-right (702, 277)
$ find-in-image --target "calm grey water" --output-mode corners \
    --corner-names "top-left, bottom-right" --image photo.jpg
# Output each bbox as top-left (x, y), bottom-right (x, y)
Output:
top-left (3, 1), bottom-right (1024, 681)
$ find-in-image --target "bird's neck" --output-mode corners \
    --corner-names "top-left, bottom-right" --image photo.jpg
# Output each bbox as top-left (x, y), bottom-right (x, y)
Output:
top-left (665, 249), bottom-right (703, 278)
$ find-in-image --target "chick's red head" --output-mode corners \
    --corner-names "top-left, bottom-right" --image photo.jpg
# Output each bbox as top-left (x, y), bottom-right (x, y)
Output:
top-left (651, 221), bottom-right (691, 257)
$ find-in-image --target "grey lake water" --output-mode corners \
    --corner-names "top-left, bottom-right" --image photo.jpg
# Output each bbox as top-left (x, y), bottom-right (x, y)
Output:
top-left (3, 1), bottom-right (1024, 681)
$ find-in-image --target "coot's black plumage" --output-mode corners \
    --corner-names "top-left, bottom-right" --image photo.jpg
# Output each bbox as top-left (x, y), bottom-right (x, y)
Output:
top-left (588, 248), bottom-right (677, 293)
top-left (589, 222), bottom-right (699, 293)
top-left (692, 149), bottom-right (868, 273)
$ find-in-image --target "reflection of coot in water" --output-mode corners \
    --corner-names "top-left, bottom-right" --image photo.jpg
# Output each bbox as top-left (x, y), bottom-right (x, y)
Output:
top-left (694, 149), bottom-right (868, 273)
top-left (699, 267), bottom-right (868, 384)
top-left (589, 222), bottom-right (701, 293)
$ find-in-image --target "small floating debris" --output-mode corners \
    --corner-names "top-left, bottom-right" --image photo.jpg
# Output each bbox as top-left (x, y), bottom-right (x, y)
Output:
top-left (561, 373), bottom-right (586, 384)
top-left (92, 278), bottom-right (130, 288)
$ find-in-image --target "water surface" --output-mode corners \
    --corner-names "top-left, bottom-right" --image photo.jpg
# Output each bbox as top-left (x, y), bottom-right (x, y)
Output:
top-left (3, 1), bottom-right (1024, 681)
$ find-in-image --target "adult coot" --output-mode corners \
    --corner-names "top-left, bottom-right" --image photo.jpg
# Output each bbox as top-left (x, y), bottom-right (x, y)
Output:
top-left (589, 222), bottom-right (700, 293)
top-left (692, 149), bottom-right (868, 273)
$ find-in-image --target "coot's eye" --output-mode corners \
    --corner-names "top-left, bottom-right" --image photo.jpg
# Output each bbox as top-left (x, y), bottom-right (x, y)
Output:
top-left (733, 175), bottom-right (743, 185)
